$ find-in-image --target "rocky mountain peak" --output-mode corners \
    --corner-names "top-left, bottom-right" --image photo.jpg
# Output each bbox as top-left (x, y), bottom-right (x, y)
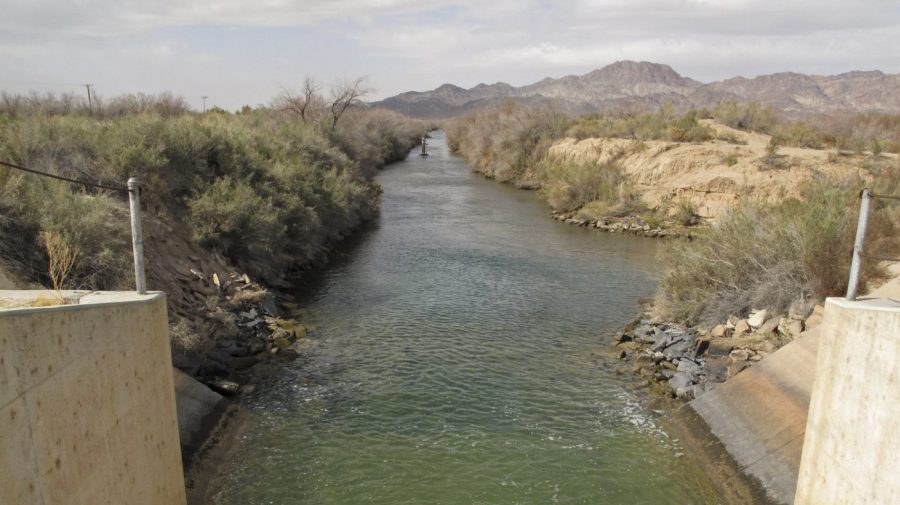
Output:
top-left (372, 62), bottom-right (899, 119)
top-left (584, 60), bottom-right (695, 87)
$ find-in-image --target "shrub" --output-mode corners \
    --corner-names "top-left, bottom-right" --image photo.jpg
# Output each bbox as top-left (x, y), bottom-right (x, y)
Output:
top-left (716, 131), bottom-right (747, 145)
top-left (564, 108), bottom-right (713, 143)
top-left (674, 198), bottom-right (700, 226)
top-left (659, 177), bottom-right (897, 324)
top-left (712, 101), bottom-right (777, 133)
top-left (40, 231), bottom-right (78, 294)
top-left (722, 152), bottom-right (740, 166)
top-left (0, 94), bottom-right (422, 289)
top-left (761, 135), bottom-right (786, 169)
top-left (539, 158), bottom-right (629, 212)
top-left (189, 177), bottom-right (284, 266)
top-left (446, 102), bottom-right (571, 184)
top-left (0, 172), bottom-right (131, 290)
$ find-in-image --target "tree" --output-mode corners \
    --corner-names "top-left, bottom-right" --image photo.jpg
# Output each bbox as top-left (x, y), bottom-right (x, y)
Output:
top-left (277, 76), bottom-right (323, 123)
top-left (329, 77), bottom-right (370, 129)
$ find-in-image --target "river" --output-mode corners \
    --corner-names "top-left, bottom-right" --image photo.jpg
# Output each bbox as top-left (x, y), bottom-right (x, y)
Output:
top-left (207, 131), bottom-right (721, 504)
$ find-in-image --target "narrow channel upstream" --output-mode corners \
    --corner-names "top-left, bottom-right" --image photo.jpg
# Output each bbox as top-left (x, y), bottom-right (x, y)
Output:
top-left (208, 131), bottom-right (721, 504)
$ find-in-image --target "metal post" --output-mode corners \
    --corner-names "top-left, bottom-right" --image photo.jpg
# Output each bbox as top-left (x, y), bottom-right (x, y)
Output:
top-left (846, 188), bottom-right (872, 301)
top-left (127, 177), bottom-right (147, 294)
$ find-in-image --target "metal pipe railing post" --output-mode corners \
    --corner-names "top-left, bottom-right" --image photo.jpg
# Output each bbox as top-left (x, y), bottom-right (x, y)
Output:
top-left (846, 188), bottom-right (872, 301)
top-left (127, 177), bottom-right (147, 294)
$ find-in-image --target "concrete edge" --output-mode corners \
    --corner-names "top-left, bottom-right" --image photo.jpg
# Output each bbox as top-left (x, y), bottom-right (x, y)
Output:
top-left (180, 399), bottom-right (231, 471)
top-left (826, 296), bottom-right (900, 312)
top-left (174, 369), bottom-right (231, 469)
top-left (665, 399), bottom-right (781, 505)
top-left (0, 290), bottom-right (165, 315)
top-left (184, 406), bottom-right (248, 505)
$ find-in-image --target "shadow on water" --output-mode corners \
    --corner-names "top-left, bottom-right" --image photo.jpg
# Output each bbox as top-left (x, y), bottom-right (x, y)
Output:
top-left (284, 219), bottom-right (381, 306)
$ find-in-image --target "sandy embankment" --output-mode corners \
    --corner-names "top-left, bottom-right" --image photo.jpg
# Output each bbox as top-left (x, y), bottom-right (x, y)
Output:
top-left (546, 120), bottom-right (897, 222)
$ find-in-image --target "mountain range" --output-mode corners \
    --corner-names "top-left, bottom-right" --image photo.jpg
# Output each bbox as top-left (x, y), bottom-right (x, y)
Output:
top-left (372, 61), bottom-right (900, 119)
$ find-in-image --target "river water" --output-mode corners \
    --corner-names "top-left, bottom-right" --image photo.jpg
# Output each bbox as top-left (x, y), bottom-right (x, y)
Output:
top-left (208, 131), bottom-right (720, 504)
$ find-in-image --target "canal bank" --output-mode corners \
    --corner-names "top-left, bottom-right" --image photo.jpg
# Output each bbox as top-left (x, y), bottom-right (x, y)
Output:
top-left (198, 132), bottom-right (722, 504)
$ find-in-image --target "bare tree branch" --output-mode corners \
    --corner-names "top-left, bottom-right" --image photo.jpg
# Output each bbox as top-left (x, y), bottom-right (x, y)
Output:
top-left (276, 76), bottom-right (323, 123)
top-left (329, 76), bottom-right (370, 129)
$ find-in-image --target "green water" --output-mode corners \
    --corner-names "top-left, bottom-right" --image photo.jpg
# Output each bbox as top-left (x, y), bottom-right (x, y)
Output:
top-left (208, 132), bottom-right (721, 504)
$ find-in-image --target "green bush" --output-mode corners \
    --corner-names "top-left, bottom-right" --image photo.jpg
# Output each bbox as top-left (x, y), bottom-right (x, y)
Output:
top-left (0, 173), bottom-right (130, 289)
top-left (0, 96), bottom-right (421, 289)
top-left (712, 101), bottom-right (777, 133)
top-left (565, 107), bottom-right (713, 142)
top-left (539, 158), bottom-right (629, 212)
top-left (189, 177), bottom-right (283, 262)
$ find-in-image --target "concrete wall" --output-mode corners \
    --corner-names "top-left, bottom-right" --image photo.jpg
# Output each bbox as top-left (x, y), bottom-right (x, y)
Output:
top-left (672, 328), bottom-right (819, 505)
top-left (1, 291), bottom-right (187, 505)
top-left (794, 297), bottom-right (900, 505)
top-left (173, 368), bottom-right (226, 466)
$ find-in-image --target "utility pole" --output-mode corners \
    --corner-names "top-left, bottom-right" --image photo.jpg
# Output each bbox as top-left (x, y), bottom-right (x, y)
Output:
top-left (201, 96), bottom-right (208, 113)
top-left (83, 83), bottom-right (93, 116)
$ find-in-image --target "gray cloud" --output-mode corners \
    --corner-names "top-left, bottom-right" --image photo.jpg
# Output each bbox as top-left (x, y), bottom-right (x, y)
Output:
top-left (1, 0), bottom-right (898, 109)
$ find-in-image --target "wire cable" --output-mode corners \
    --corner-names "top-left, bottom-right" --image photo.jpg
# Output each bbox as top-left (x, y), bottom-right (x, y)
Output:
top-left (0, 159), bottom-right (127, 193)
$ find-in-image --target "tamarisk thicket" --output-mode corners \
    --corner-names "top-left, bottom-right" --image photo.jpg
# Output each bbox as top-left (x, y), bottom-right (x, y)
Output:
top-left (0, 91), bottom-right (423, 289)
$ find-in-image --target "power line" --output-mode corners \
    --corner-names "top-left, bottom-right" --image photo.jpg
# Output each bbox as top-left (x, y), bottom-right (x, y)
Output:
top-left (0, 159), bottom-right (127, 193)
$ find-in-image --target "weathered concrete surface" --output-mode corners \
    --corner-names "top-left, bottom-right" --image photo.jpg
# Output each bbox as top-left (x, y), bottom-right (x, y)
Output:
top-left (674, 327), bottom-right (820, 505)
top-left (0, 267), bottom-right (15, 290)
top-left (174, 368), bottom-right (227, 465)
top-left (672, 275), bottom-right (900, 505)
top-left (0, 290), bottom-right (186, 505)
top-left (794, 297), bottom-right (900, 505)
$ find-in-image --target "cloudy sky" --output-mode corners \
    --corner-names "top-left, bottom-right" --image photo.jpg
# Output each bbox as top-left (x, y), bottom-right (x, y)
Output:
top-left (2, 0), bottom-right (898, 110)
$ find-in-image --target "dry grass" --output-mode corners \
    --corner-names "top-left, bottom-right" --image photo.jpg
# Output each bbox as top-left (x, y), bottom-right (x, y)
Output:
top-left (30, 295), bottom-right (65, 307)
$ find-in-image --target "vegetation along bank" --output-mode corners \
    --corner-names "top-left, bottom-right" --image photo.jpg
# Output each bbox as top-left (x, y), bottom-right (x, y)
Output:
top-left (0, 88), bottom-right (424, 399)
top-left (446, 100), bottom-right (900, 396)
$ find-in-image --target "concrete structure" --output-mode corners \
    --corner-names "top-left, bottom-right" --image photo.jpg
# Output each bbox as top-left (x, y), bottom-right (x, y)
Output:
top-left (672, 328), bottom-right (820, 505)
top-left (673, 273), bottom-right (900, 505)
top-left (1, 290), bottom-right (187, 505)
top-left (0, 268), bottom-right (15, 290)
top-left (794, 297), bottom-right (900, 505)
top-left (173, 368), bottom-right (226, 465)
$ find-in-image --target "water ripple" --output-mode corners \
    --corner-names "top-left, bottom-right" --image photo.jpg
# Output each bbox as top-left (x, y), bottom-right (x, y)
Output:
top-left (209, 133), bottom-right (721, 505)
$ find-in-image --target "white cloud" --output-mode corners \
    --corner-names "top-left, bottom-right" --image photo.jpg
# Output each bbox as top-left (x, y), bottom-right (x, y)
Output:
top-left (0, 0), bottom-right (898, 108)
top-left (0, 0), bottom-right (533, 37)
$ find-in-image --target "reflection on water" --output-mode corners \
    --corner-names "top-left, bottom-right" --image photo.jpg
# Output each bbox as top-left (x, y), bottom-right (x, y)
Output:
top-left (209, 132), bottom-right (721, 505)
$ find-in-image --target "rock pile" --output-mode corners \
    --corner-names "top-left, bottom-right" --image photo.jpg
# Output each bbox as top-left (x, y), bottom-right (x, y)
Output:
top-left (552, 212), bottom-right (686, 238)
top-left (169, 267), bottom-right (309, 397)
top-left (614, 307), bottom-right (820, 400)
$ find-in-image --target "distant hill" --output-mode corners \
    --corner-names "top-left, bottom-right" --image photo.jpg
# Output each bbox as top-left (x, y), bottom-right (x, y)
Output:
top-left (372, 61), bottom-right (900, 119)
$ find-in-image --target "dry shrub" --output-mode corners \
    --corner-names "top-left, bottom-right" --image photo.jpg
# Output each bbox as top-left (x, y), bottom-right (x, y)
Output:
top-left (673, 198), bottom-right (700, 226)
top-left (39, 230), bottom-right (78, 295)
top-left (169, 317), bottom-right (211, 354)
top-left (446, 101), bottom-right (571, 184)
top-left (712, 101), bottom-right (778, 133)
top-left (227, 287), bottom-right (270, 308)
top-left (659, 176), bottom-right (899, 324)
top-left (31, 296), bottom-right (65, 307)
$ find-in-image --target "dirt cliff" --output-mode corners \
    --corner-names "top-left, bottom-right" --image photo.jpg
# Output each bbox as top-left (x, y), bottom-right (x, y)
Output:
top-left (547, 120), bottom-right (897, 221)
